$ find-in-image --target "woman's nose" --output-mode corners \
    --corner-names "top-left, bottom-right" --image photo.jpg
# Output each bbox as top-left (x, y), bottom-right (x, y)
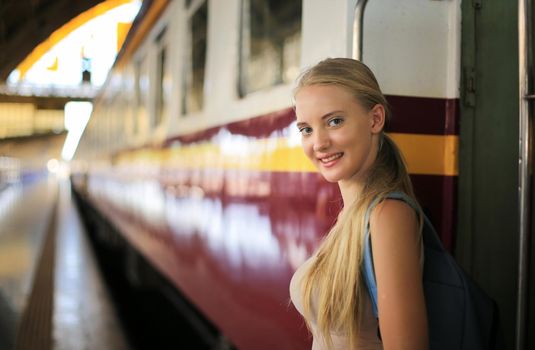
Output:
top-left (312, 130), bottom-right (330, 152)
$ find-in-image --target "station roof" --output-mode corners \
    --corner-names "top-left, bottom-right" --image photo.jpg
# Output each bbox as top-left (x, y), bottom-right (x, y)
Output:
top-left (0, 0), bottom-right (105, 81)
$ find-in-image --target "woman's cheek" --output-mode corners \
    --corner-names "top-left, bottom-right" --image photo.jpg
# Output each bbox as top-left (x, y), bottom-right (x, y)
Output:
top-left (305, 142), bottom-right (315, 163)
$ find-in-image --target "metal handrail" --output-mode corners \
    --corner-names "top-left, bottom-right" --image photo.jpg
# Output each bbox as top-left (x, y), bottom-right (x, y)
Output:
top-left (352, 0), bottom-right (369, 61)
top-left (517, 0), bottom-right (532, 349)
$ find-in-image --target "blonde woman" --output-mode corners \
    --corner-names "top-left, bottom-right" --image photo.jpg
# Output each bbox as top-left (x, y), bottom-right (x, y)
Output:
top-left (290, 58), bottom-right (428, 349)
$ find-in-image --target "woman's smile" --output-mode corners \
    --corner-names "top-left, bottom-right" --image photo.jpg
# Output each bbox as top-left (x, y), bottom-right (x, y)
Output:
top-left (318, 152), bottom-right (344, 166)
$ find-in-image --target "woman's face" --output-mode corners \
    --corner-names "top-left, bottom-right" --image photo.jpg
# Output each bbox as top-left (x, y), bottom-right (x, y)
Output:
top-left (294, 84), bottom-right (384, 184)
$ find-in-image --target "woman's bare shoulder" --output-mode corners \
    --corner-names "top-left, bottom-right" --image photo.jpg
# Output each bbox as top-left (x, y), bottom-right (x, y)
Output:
top-left (369, 198), bottom-right (418, 235)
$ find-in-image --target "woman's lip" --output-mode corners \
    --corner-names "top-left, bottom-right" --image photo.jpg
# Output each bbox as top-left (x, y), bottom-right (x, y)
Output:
top-left (318, 152), bottom-right (343, 167)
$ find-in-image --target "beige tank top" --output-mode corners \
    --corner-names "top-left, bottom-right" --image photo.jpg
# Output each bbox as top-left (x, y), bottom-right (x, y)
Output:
top-left (289, 256), bottom-right (383, 350)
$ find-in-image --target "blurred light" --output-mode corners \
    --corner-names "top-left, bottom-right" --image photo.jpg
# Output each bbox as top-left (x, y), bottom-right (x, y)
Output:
top-left (61, 102), bottom-right (93, 161)
top-left (47, 159), bottom-right (59, 173)
top-left (7, 70), bottom-right (20, 83)
top-left (287, 120), bottom-right (302, 147)
top-left (64, 101), bottom-right (92, 131)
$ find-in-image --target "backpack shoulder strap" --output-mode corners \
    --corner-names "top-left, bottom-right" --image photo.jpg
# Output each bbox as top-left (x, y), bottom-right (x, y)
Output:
top-left (362, 191), bottom-right (420, 319)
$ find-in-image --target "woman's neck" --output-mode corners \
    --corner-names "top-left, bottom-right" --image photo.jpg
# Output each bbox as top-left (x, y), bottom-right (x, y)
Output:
top-left (338, 179), bottom-right (364, 209)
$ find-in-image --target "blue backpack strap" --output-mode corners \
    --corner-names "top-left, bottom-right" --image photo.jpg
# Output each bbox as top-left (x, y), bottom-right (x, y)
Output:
top-left (362, 192), bottom-right (420, 319)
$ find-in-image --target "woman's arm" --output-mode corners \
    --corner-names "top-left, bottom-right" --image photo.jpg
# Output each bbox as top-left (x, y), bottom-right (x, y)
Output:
top-left (369, 199), bottom-right (428, 350)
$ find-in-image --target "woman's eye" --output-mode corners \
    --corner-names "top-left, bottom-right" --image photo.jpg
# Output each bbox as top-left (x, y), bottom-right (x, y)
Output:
top-left (328, 117), bottom-right (344, 127)
top-left (299, 127), bottom-right (313, 136)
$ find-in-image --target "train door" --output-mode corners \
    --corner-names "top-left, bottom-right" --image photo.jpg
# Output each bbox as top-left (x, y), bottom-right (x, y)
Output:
top-left (457, 1), bottom-right (533, 348)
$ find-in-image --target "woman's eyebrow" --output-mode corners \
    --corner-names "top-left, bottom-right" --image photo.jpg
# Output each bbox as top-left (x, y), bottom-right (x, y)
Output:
top-left (296, 111), bottom-right (345, 129)
top-left (321, 110), bottom-right (344, 120)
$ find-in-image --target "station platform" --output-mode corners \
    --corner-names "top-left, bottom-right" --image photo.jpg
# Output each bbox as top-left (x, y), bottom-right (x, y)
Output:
top-left (0, 177), bottom-right (130, 350)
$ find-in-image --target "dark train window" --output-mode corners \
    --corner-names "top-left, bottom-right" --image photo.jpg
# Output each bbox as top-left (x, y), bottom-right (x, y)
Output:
top-left (239, 0), bottom-right (302, 96)
top-left (155, 28), bottom-right (168, 126)
top-left (182, 1), bottom-right (208, 115)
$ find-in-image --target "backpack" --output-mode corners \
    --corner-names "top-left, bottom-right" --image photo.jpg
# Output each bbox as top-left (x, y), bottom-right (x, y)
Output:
top-left (362, 192), bottom-right (502, 349)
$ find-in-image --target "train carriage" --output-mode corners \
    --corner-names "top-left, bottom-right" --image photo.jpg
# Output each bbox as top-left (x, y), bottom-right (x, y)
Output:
top-left (72, 0), bottom-right (531, 349)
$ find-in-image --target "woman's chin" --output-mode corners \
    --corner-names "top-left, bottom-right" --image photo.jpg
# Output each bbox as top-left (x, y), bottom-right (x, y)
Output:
top-left (319, 172), bottom-right (341, 183)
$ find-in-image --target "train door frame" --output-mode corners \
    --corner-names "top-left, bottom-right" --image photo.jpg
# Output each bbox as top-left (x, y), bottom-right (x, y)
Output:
top-left (517, 1), bottom-right (534, 349)
top-left (458, 1), bottom-right (533, 349)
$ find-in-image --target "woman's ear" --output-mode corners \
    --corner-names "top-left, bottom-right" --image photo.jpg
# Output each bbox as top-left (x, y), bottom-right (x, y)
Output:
top-left (370, 104), bottom-right (386, 134)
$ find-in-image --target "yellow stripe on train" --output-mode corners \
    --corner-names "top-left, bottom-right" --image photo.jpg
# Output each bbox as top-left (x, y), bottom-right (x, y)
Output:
top-left (116, 134), bottom-right (458, 176)
top-left (390, 133), bottom-right (458, 176)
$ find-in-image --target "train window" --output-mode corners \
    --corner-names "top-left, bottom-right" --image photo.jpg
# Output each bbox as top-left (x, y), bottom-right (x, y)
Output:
top-left (155, 29), bottom-right (168, 126)
top-left (133, 61), bottom-right (141, 135)
top-left (182, 1), bottom-right (208, 115)
top-left (238, 0), bottom-right (302, 96)
top-left (136, 56), bottom-right (149, 134)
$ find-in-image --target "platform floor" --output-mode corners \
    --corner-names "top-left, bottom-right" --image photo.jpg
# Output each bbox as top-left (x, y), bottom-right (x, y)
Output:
top-left (0, 177), bottom-right (130, 350)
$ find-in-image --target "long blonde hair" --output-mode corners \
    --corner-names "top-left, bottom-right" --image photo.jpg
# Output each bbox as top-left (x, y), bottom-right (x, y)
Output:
top-left (295, 58), bottom-right (422, 349)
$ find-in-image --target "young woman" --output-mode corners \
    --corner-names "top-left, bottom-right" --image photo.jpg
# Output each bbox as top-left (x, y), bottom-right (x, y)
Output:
top-left (289, 58), bottom-right (428, 349)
